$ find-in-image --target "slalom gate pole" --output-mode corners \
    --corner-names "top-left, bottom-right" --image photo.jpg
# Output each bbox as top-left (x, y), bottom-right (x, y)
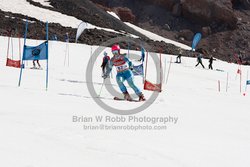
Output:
top-left (142, 54), bottom-right (145, 84)
top-left (163, 57), bottom-right (167, 85)
top-left (165, 57), bottom-right (172, 84)
top-left (18, 19), bottom-right (28, 87)
top-left (6, 34), bottom-right (10, 62)
top-left (11, 36), bottom-right (14, 59)
top-left (245, 70), bottom-right (249, 92)
top-left (218, 80), bottom-right (221, 92)
top-left (160, 50), bottom-right (162, 86)
top-left (127, 42), bottom-right (130, 59)
top-left (90, 46), bottom-right (93, 65)
top-left (46, 21), bottom-right (49, 90)
top-left (64, 42), bottom-right (68, 66)
top-left (19, 35), bottom-right (21, 61)
top-left (144, 51), bottom-right (149, 82)
top-left (67, 42), bottom-right (70, 67)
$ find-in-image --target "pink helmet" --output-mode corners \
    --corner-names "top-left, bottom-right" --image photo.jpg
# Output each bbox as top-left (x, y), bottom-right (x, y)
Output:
top-left (111, 44), bottom-right (120, 52)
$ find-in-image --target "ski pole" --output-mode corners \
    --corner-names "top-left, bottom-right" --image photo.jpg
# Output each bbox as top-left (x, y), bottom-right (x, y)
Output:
top-left (97, 79), bottom-right (105, 97)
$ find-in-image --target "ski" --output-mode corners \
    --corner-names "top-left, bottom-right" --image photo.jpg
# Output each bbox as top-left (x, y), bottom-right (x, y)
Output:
top-left (30, 67), bottom-right (43, 70)
top-left (113, 96), bottom-right (142, 102)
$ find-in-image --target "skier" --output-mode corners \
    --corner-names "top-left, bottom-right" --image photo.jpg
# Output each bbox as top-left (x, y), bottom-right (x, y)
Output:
top-left (195, 53), bottom-right (205, 68)
top-left (139, 47), bottom-right (145, 62)
top-left (101, 51), bottom-right (110, 76)
top-left (175, 49), bottom-right (182, 63)
top-left (208, 56), bottom-right (216, 70)
top-left (65, 32), bottom-right (69, 42)
top-left (102, 44), bottom-right (146, 101)
top-left (32, 60), bottom-right (41, 69)
top-left (238, 52), bottom-right (243, 64)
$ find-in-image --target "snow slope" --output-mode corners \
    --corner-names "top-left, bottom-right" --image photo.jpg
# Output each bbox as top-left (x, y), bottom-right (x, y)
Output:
top-left (0, 0), bottom-right (82, 28)
top-left (0, 0), bottom-right (134, 37)
top-left (107, 11), bottom-right (121, 20)
top-left (32, 0), bottom-right (53, 7)
top-left (0, 35), bottom-right (250, 167)
top-left (125, 22), bottom-right (191, 50)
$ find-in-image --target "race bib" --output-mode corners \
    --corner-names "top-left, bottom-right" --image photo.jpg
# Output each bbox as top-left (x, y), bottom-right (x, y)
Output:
top-left (116, 64), bottom-right (128, 72)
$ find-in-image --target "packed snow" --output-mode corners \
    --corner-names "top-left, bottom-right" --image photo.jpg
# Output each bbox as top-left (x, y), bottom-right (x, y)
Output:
top-left (107, 11), bottom-right (121, 20)
top-left (32, 0), bottom-right (53, 7)
top-left (0, 35), bottom-right (250, 167)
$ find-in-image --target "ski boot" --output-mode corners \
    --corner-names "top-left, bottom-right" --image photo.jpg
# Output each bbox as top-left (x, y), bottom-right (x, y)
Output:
top-left (123, 91), bottom-right (132, 101)
top-left (31, 65), bottom-right (37, 69)
top-left (138, 93), bottom-right (146, 101)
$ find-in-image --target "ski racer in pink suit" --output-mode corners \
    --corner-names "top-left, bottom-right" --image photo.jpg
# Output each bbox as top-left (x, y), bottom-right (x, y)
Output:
top-left (102, 44), bottom-right (145, 101)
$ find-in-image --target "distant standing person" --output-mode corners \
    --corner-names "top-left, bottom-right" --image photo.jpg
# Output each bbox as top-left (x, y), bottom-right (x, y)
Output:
top-left (139, 47), bottom-right (145, 62)
top-left (65, 32), bottom-right (69, 42)
top-left (32, 60), bottom-right (41, 69)
top-left (101, 51), bottom-right (110, 76)
top-left (195, 53), bottom-right (205, 68)
top-left (176, 49), bottom-right (182, 63)
top-left (208, 56), bottom-right (216, 70)
top-left (238, 52), bottom-right (243, 64)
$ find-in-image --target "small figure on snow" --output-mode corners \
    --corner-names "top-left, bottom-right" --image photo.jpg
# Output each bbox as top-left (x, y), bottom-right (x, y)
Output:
top-left (195, 53), bottom-right (205, 68)
top-left (32, 60), bottom-right (41, 69)
top-left (139, 47), bottom-right (145, 62)
top-left (208, 55), bottom-right (216, 70)
top-left (65, 32), bottom-right (69, 42)
top-left (102, 44), bottom-right (146, 101)
top-left (238, 52), bottom-right (243, 64)
top-left (101, 51), bottom-right (110, 77)
top-left (176, 49), bottom-right (182, 63)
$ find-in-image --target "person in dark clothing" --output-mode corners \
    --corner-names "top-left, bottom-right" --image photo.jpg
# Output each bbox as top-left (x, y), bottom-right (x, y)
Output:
top-left (176, 54), bottom-right (182, 63)
top-left (176, 49), bottom-right (182, 63)
top-left (238, 53), bottom-right (243, 64)
top-left (195, 53), bottom-right (205, 68)
top-left (32, 60), bottom-right (41, 69)
top-left (139, 47), bottom-right (145, 62)
top-left (101, 51), bottom-right (110, 76)
top-left (208, 56), bottom-right (216, 70)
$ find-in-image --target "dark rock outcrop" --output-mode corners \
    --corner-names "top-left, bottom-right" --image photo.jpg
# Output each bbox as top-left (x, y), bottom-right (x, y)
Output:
top-left (177, 29), bottom-right (194, 41)
top-left (239, 0), bottom-right (250, 9)
top-left (113, 7), bottom-right (135, 23)
top-left (201, 26), bottom-right (212, 37)
top-left (181, 0), bottom-right (238, 30)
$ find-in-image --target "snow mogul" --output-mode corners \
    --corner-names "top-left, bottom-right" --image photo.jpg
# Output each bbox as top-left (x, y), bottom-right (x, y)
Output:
top-left (102, 44), bottom-right (146, 101)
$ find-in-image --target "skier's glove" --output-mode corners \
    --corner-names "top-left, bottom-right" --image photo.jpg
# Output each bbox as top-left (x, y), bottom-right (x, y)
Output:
top-left (102, 74), bottom-right (108, 79)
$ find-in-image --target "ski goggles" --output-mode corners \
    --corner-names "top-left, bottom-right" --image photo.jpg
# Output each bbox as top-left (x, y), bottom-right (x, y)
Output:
top-left (112, 50), bottom-right (119, 55)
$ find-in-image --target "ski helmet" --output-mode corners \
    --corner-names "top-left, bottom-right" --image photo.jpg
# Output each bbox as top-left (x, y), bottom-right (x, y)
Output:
top-left (104, 51), bottom-right (107, 56)
top-left (111, 44), bottom-right (120, 52)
